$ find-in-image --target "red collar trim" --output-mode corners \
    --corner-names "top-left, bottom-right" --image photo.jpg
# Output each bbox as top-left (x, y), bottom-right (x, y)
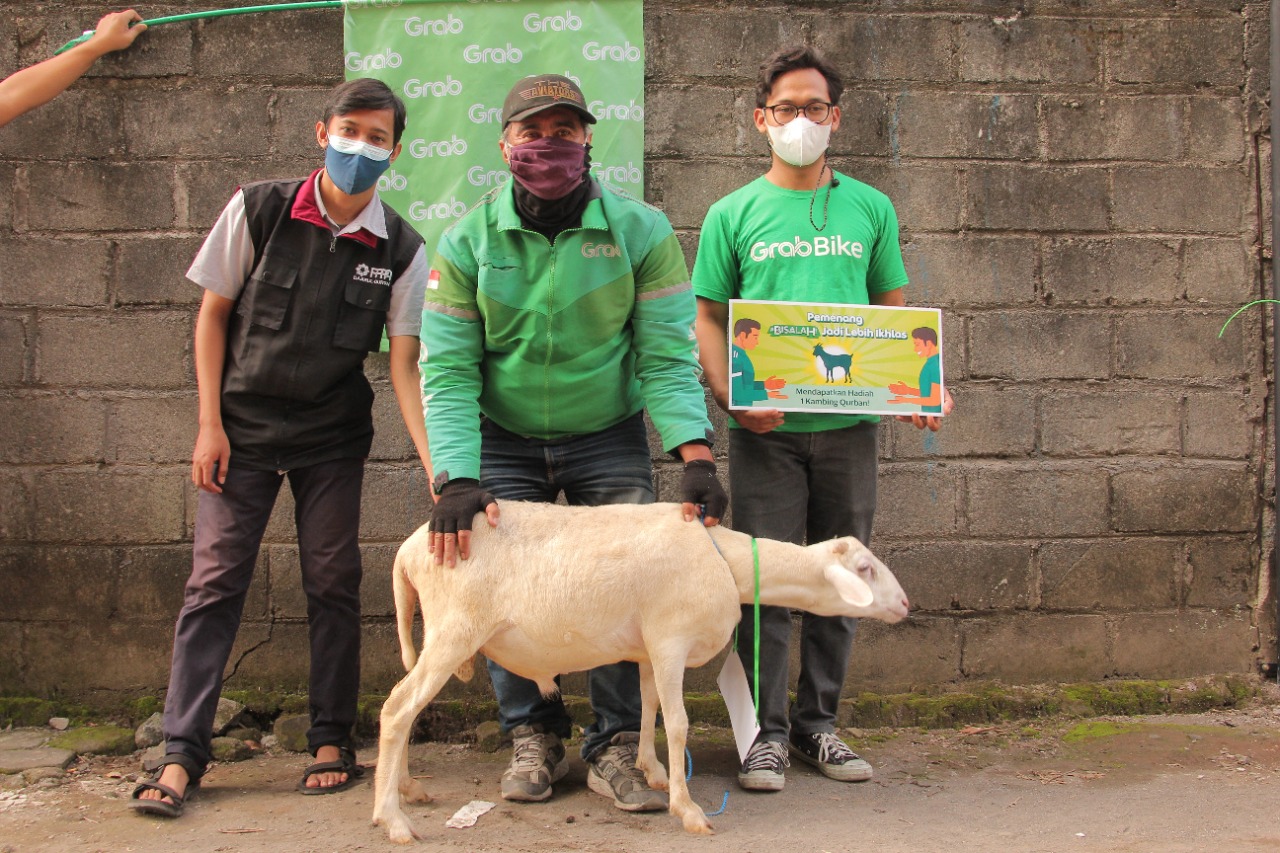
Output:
top-left (290, 169), bottom-right (379, 248)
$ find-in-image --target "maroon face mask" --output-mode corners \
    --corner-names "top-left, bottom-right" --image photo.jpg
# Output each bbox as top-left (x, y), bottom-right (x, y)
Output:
top-left (506, 136), bottom-right (590, 200)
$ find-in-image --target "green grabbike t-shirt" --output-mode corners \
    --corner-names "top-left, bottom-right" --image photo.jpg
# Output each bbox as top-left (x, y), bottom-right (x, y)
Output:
top-left (692, 172), bottom-right (910, 432)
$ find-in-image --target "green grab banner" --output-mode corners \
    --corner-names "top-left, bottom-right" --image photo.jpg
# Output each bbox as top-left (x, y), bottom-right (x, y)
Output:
top-left (343, 0), bottom-right (645, 256)
top-left (728, 300), bottom-right (946, 418)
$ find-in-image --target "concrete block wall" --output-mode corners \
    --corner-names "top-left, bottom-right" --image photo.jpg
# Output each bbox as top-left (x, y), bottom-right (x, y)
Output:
top-left (0, 1), bottom-right (1272, 704)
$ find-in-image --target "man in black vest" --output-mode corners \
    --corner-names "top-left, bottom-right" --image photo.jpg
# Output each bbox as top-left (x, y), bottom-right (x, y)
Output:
top-left (131, 78), bottom-right (432, 818)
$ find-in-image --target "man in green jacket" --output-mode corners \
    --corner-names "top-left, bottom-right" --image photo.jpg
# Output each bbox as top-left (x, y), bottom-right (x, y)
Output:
top-left (419, 74), bottom-right (727, 813)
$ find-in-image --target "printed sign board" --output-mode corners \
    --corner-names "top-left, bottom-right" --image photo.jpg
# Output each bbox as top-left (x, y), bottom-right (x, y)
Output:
top-left (728, 299), bottom-right (945, 418)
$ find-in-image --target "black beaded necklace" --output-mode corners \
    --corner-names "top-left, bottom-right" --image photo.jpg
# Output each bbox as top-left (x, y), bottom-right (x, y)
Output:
top-left (809, 160), bottom-right (834, 232)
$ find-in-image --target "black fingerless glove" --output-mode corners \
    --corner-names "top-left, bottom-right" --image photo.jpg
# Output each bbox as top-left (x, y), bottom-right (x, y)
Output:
top-left (680, 459), bottom-right (728, 519)
top-left (429, 479), bottom-right (497, 535)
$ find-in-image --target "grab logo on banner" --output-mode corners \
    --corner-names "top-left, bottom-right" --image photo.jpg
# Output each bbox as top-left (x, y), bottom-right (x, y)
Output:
top-left (463, 43), bottom-right (524, 63)
top-left (378, 169), bottom-right (409, 192)
top-left (524, 11), bottom-right (582, 32)
top-left (589, 99), bottom-right (644, 121)
top-left (582, 41), bottom-right (641, 62)
top-left (467, 166), bottom-right (511, 187)
top-left (405, 13), bottom-right (464, 36)
top-left (345, 48), bottom-right (402, 72)
top-left (408, 135), bottom-right (469, 158)
top-left (409, 197), bottom-right (470, 222)
top-left (592, 161), bottom-right (642, 186)
top-left (403, 76), bottom-right (464, 99)
top-left (468, 103), bottom-right (503, 124)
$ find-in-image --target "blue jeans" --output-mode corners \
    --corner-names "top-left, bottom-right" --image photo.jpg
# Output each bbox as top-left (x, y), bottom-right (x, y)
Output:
top-left (479, 412), bottom-right (654, 761)
top-left (729, 422), bottom-right (878, 743)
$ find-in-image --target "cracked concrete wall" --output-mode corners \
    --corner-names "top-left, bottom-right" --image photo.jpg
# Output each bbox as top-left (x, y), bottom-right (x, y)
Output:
top-left (0, 1), bottom-right (1273, 703)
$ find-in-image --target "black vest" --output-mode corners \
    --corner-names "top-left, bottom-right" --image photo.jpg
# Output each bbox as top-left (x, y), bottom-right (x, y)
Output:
top-left (220, 177), bottom-right (423, 470)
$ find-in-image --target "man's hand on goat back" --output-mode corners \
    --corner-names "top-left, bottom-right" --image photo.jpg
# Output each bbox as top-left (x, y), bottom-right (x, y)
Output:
top-left (428, 479), bottom-right (500, 567)
top-left (678, 456), bottom-right (727, 527)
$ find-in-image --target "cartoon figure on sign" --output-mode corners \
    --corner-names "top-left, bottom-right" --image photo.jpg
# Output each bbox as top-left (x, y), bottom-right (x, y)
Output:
top-left (887, 327), bottom-right (943, 414)
top-left (812, 343), bottom-right (853, 384)
top-left (733, 319), bottom-right (787, 405)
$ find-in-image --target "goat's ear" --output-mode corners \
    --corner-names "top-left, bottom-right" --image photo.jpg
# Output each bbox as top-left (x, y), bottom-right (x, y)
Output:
top-left (824, 562), bottom-right (873, 608)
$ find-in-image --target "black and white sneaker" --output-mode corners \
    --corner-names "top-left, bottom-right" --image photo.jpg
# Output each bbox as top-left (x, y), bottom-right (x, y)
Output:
top-left (789, 731), bottom-right (873, 782)
top-left (737, 740), bottom-right (789, 791)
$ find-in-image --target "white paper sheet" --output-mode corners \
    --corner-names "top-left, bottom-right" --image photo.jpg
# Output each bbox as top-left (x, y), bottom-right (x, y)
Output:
top-left (717, 652), bottom-right (761, 764)
top-left (445, 799), bottom-right (496, 829)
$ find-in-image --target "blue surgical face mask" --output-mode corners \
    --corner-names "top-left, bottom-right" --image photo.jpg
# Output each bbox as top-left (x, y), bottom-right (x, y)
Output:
top-left (323, 134), bottom-right (393, 195)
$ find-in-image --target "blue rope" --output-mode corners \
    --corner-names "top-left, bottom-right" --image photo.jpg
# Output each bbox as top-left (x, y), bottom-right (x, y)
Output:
top-left (685, 747), bottom-right (730, 817)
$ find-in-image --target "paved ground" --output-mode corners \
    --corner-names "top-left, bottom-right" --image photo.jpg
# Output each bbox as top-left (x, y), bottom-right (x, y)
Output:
top-left (5, 699), bottom-right (1280, 853)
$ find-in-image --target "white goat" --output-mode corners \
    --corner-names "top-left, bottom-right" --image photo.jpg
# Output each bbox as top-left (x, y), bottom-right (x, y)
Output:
top-left (372, 501), bottom-right (908, 842)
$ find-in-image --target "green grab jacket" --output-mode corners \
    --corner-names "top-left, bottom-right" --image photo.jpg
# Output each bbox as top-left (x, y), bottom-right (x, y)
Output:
top-left (420, 180), bottom-right (713, 484)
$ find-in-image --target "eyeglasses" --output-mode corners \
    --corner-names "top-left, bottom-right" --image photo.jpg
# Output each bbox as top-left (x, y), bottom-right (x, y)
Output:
top-left (763, 101), bottom-right (833, 125)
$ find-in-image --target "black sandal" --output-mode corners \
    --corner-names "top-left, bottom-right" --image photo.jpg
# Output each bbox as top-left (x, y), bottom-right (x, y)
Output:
top-left (129, 753), bottom-right (203, 818)
top-left (297, 745), bottom-right (364, 795)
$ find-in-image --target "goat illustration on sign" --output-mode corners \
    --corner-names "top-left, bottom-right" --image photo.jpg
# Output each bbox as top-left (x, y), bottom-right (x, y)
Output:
top-left (812, 343), bottom-right (854, 383)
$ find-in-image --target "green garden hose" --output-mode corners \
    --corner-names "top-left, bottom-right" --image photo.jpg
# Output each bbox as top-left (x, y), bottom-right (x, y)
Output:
top-left (55, 1), bottom-right (368, 54)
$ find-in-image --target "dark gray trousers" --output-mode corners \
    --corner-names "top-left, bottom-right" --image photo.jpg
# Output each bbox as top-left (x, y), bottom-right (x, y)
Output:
top-left (729, 422), bottom-right (878, 743)
top-left (162, 457), bottom-right (364, 770)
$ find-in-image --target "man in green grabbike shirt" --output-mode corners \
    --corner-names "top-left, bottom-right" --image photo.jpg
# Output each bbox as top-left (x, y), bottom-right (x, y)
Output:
top-left (692, 45), bottom-right (953, 794)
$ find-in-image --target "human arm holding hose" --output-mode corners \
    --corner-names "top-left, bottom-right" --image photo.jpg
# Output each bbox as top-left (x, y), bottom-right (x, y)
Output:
top-left (0, 10), bottom-right (146, 129)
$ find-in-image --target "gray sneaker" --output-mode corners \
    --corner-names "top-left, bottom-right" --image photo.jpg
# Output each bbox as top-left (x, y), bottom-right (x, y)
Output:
top-left (586, 732), bottom-right (668, 812)
top-left (500, 724), bottom-right (569, 802)
top-left (737, 740), bottom-right (789, 791)
top-left (789, 731), bottom-right (873, 782)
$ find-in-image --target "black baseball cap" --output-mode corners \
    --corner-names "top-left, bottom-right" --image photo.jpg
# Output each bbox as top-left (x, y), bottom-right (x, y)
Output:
top-left (501, 74), bottom-right (597, 127)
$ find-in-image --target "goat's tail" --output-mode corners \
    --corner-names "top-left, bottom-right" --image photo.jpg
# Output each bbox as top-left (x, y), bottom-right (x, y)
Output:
top-left (393, 547), bottom-right (419, 672)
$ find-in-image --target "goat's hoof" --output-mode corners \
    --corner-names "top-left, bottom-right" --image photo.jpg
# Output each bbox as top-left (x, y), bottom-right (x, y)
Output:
top-left (387, 819), bottom-right (419, 844)
top-left (680, 810), bottom-right (714, 835)
top-left (648, 776), bottom-right (670, 792)
top-left (374, 809), bottom-right (420, 844)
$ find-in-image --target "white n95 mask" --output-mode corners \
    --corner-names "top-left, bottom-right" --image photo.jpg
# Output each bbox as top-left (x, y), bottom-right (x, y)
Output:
top-left (766, 116), bottom-right (832, 167)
